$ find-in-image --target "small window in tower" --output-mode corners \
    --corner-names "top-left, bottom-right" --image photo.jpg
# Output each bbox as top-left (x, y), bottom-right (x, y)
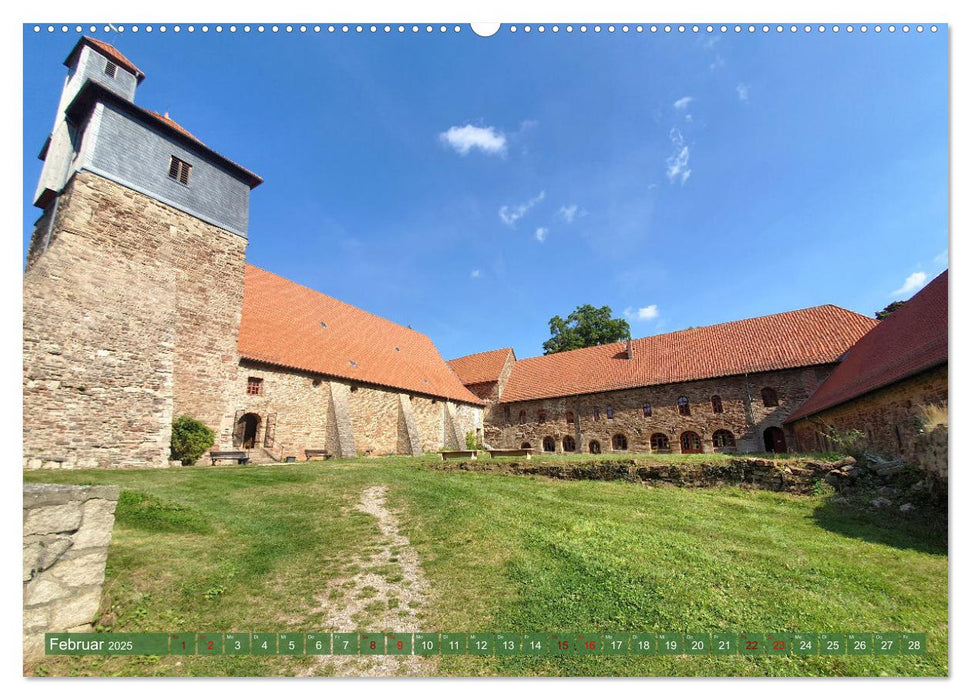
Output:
top-left (168, 156), bottom-right (192, 186)
top-left (246, 377), bottom-right (263, 395)
top-left (566, 411), bottom-right (575, 424)
top-left (104, 61), bottom-right (117, 78)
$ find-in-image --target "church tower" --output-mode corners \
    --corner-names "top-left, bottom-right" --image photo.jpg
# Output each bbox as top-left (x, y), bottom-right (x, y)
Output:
top-left (24, 37), bottom-right (262, 469)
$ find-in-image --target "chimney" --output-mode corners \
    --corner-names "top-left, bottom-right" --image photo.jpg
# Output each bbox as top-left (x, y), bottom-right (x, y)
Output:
top-left (625, 337), bottom-right (634, 360)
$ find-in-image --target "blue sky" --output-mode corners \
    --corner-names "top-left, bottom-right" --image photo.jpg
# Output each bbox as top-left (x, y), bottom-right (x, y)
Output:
top-left (22, 25), bottom-right (948, 362)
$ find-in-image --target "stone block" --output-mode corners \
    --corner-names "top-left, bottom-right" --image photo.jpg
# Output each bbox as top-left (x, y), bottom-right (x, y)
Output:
top-left (23, 503), bottom-right (82, 535)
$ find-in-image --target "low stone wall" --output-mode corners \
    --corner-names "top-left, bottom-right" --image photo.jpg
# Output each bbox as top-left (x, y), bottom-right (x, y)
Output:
top-left (23, 484), bottom-right (119, 662)
top-left (432, 456), bottom-right (852, 494)
top-left (914, 425), bottom-right (948, 488)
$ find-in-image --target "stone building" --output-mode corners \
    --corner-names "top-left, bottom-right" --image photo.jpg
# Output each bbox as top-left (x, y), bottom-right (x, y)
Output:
top-left (23, 37), bottom-right (482, 469)
top-left (786, 270), bottom-right (948, 463)
top-left (447, 348), bottom-right (516, 443)
top-left (454, 306), bottom-right (879, 455)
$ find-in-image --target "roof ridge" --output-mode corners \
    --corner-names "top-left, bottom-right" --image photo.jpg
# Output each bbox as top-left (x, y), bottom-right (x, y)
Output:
top-left (448, 347), bottom-right (513, 362)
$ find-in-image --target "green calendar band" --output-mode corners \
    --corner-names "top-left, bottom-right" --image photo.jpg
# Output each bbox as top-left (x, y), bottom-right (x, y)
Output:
top-left (44, 632), bottom-right (928, 656)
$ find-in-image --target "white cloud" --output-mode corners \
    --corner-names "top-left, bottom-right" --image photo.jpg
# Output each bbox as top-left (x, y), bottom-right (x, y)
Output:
top-left (499, 190), bottom-right (545, 226)
top-left (736, 83), bottom-right (750, 102)
top-left (709, 54), bottom-right (725, 71)
top-left (666, 128), bottom-right (691, 185)
top-left (439, 124), bottom-right (507, 156)
top-left (624, 305), bottom-right (660, 321)
top-left (891, 271), bottom-right (928, 297)
top-left (558, 204), bottom-right (582, 223)
top-left (470, 269), bottom-right (481, 279)
top-left (673, 96), bottom-right (694, 110)
top-left (934, 249), bottom-right (949, 265)
top-left (534, 227), bottom-right (548, 243)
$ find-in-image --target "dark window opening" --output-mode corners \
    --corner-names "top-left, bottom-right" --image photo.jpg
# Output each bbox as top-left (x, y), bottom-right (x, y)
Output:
top-left (542, 436), bottom-right (555, 452)
top-left (538, 409), bottom-right (547, 423)
top-left (246, 377), bottom-right (263, 396)
top-left (521, 442), bottom-right (532, 450)
top-left (562, 436), bottom-right (576, 452)
top-left (712, 429), bottom-right (736, 449)
top-left (643, 403), bottom-right (652, 417)
top-left (566, 410), bottom-right (575, 424)
top-left (104, 61), bottom-right (117, 78)
top-left (895, 425), bottom-right (903, 451)
top-left (612, 433), bottom-right (628, 451)
top-left (503, 406), bottom-right (511, 422)
top-left (588, 440), bottom-right (602, 454)
top-left (678, 396), bottom-right (690, 416)
top-left (650, 433), bottom-right (670, 452)
top-left (593, 407), bottom-right (601, 421)
top-left (606, 406), bottom-right (614, 419)
top-left (711, 395), bottom-right (723, 414)
top-left (761, 387), bottom-right (779, 407)
top-left (518, 410), bottom-right (527, 425)
top-left (167, 156), bottom-right (192, 186)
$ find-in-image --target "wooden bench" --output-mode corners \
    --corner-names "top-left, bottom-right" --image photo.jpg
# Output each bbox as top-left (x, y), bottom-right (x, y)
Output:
top-left (304, 449), bottom-right (332, 461)
top-left (210, 451), bottom-right (250, 465)
top-left (488, 449), bottom-right (533, 460)
top-left (440, 450), bottom-right (478, 460)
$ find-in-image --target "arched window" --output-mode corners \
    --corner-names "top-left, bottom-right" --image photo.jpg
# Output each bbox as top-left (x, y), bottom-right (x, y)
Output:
top-left (710, 395), bottom-right (723, 414)
top-left (538, 409), bottom-right (547, 423)
top-left (518, 410), bottom-right (527, 425)
top-left (680, 431), bottom-right (702, 454)
top-left (563, 435), bottom-right (576, 452)
top-left (593, 407), bottom-right (601, 421)
top-left (643, 403), bottom-right (652, 417)
top-left (650, 433), bottom-right (670, 452)
top-left (589, 440), bottom-right (602, 454)
top-left (677, 396), bottom-right (690, 416)
top-left (503, 405), bottom-right (511, 422)
top-left (612, 434), bottom-right (628, 451)
top-left (712, 429), bottom-right (736, 449)
top-left (542, 436), bottom-right (556, 452)
top-left (521, 442), bottom-right (532, 450)
top-left (761, 387), bottom-right (779, 407)
top-left (606, 406), bottom-right (614, 419)
top-left (566, 410), bottom-right (575, 424)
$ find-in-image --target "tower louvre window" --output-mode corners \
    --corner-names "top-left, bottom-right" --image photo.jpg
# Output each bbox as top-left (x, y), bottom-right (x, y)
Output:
top-left (104, 61), bottom-right (117, 78)
top-left (246, 377), bottom-right (263, 396)
top-left (168, 156), bottom-right (192, 186)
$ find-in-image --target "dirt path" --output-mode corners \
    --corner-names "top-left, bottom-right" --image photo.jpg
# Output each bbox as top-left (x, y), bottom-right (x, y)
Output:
top-left (301, 485), bottom-right (437, 677)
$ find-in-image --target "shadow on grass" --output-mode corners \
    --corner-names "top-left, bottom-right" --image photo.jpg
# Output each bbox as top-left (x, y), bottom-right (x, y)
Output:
top-left (812, 497), bottom-right (947, 556)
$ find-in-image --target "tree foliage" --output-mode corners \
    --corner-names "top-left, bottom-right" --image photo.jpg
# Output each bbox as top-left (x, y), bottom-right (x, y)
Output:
top-left (170, 415), bottom-right (215, 466)
top-left (542, 304), bottom-right (631, 355)
top-left (875, 300), bottom-right (906, 320)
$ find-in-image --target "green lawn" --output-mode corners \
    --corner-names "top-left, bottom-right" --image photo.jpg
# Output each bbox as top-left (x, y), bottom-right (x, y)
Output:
top-left (24, 455), bottom-right (947, 677)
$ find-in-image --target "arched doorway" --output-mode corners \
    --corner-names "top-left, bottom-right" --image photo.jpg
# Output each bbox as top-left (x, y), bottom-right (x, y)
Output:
top-left (562, 435), bottom-right (576, 452)
top-left (542, 436), bottom-right (556, 452)
top-left (680, 431), bottom-right (703, 454)
top-left (763, 426), bottom-right (787, 453)
top-left (236, 412), bottom-right (261, 449)
top-left (588, 440), bottom-right (601, 454)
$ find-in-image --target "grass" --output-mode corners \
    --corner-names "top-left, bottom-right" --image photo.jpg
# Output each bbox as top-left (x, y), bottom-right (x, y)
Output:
top-left (24, 455), bottom-right (947, 677)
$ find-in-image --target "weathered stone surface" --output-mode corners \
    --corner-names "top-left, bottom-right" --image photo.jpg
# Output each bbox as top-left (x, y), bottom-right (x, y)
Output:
top-left (23, 503), bottom-right (82, 535)
top-left (24, 577), bottom-right (70, 606)
top-left (48, 550), bottom-right (109, 588)
top-left (72, 498), bottom-right (118, 549)
top-left (23, 536), bottom-right (73, 581)
top-left (489, 366), bottom-right (830, 456)
top-left (870, 497), bottom-right (892, 508)
top-left (48, 587), bottom-right (102, 630)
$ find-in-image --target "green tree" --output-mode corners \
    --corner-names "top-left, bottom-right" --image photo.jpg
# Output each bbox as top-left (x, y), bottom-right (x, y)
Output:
top-left (542, 304), bottom-right (631, 355)
top-left (170, 415), bottom-right (215, 466)
top-left (875, 300), bottom-right (906, 320)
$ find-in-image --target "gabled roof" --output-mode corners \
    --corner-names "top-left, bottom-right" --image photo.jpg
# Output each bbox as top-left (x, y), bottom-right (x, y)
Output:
top-left (65, 79), bottom-right (263, 188)
top-left (787, 270), bottom-right (948, 423)
top-left (500, 305), bottom-right (879, 403)
top-left (66, 36), bottom-right (146, 83)
top-left (448, 348), bottom-right (515, 386)
top-left (238, 265), bottom-right (483, 405)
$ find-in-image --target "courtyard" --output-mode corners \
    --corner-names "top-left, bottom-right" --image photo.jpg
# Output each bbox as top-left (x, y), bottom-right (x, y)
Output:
top-left (23, 454), bottom-right (947, 677)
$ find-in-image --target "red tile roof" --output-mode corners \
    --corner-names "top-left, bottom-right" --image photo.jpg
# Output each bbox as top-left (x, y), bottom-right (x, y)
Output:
top-left (66, 37), bottom-right (145, 83)
top-left (500, 305), bottom-right (879, 403)
top-left (787, 271), bottom-right (948, 422)
top-left (238, 265), bottom-right (483, 405)
top-left (448, 348), bottom-right (515, 386)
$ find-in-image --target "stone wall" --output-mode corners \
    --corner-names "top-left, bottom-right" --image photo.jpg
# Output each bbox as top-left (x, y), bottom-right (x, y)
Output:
top-left (788, 365), bottom-right (948, 465)
top-left (23, 171), bottom-right (246, 470)
top-left (23, 484), bottom-right (119, 662)
top-left (488, 366), bottom-right (832, 455)
top-left (222, 361), bottom-right (484, 459)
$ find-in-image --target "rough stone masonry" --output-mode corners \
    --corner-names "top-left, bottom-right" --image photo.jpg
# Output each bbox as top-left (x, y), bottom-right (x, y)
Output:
top-left (23, 483), bottom-right (119, 662)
